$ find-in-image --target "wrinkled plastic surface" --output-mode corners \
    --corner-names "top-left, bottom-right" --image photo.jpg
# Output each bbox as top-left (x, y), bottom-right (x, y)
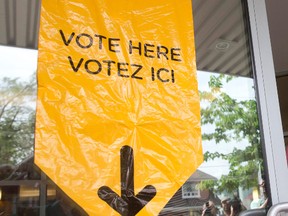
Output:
top-left (35, 0), bottom-right (203, 215)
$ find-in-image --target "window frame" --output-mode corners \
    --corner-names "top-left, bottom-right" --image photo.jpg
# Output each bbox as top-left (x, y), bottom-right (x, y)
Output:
top-left (247, 0), bottom-right (288, 204)
top-left (181, 182), bottom-right (201, 199)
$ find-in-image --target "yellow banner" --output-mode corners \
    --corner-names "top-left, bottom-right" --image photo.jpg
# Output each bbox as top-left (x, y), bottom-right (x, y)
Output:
top-left (35, 0), bottom-right (203, 215)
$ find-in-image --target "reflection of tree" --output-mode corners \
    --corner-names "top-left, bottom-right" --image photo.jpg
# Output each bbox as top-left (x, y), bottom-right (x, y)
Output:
top-left (0, 76), bottom-right (36, 165)
top-left (199, 74), bottom-right (262, 193)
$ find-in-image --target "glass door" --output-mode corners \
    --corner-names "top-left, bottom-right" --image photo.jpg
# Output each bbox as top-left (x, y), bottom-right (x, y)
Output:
top-left (1, 0), bottom-right (287, 216)
top-left (160, 0), bottom-right (285, 215)
top-left (247, 0), bottom-right (288, 206)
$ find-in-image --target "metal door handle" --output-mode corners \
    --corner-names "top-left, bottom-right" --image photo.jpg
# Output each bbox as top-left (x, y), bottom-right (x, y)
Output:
top-left (267, 202), bottom-right (288, 216)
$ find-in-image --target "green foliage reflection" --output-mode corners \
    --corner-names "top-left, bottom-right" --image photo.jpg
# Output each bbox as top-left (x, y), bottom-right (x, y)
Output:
top-left (199, 74), bottom-right (263, 193)
top-left (0, 76), bottom-right (36, 165)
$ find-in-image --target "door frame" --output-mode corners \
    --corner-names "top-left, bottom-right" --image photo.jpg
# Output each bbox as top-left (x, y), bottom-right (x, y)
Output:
top-left (247, 0), bottom-right (288, 204)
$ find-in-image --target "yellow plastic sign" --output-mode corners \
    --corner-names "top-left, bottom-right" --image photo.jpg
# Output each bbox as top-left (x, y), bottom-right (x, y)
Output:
top-left (35, 0), bottom-right (203, 215)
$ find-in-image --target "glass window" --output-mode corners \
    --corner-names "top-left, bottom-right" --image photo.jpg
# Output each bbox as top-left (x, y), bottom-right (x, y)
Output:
top-left (0, 0), bottom-right (268, 215)
top-left (0, 46), bottom-right (37, 166)
top-left (182, 182), bottom-right (200, 199)
top-left (0, 46), bottom-right (87, 215)
top-left (160, 0), bottom-right (267, 215)
top-left (276, 76), bottom-right (288, 164)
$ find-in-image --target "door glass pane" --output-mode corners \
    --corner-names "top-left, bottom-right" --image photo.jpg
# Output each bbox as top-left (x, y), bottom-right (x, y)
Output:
top-left (0, 1), bottom-right (268, 216)
top-left (0, 185), bottom-right (40, 216)
top-left (45, 184), bottom-right (88, 216)
top-left (160, 0), bottom-right (267, 215)
top-left (0, 46), bottom-right (86, 215)
top-left (0, 46), bottom-right (37, 167)
top-left (276, 76), bottom-right (288, 164)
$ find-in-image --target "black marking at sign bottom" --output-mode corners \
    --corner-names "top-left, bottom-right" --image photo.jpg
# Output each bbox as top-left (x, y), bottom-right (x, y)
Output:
top-left (98, 145), bottom-right (157, 216)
